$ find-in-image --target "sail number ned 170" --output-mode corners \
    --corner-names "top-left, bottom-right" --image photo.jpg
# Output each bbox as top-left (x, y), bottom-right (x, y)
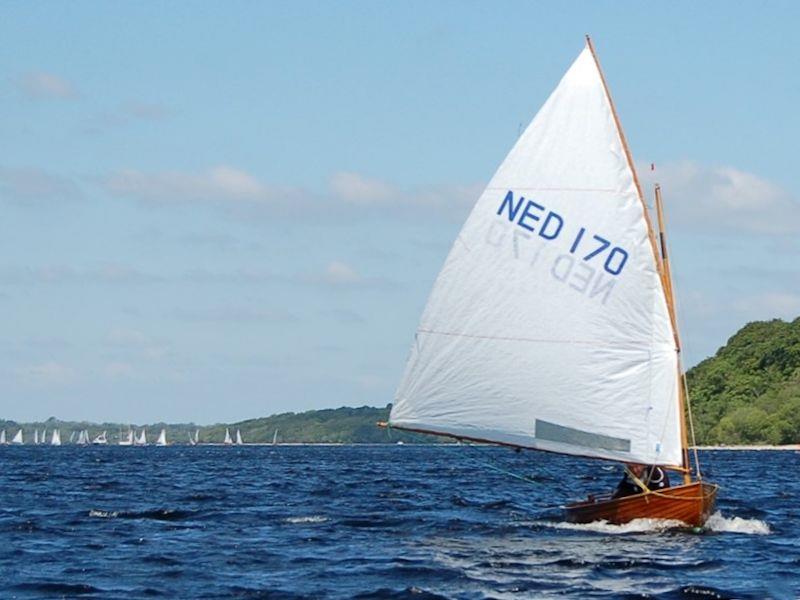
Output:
top-left (496, 190), bottom-right (629, 276)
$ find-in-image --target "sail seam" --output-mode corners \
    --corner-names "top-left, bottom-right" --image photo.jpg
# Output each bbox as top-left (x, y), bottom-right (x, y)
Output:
top-left (417, 328), bottom-right (654, 348)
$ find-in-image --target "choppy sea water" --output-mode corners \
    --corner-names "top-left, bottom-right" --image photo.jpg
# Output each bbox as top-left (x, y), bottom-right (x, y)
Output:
top-left (0, 445), bottom-right (795, 599)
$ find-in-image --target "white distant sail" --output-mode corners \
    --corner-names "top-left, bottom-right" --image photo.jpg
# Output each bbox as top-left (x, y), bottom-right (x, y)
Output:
top-left (34, 429), bottom-right (39, 445)
top-left (223, 428), bottom-right (233, 445)
top-left (390, 45), bottom-right (681, 467)
top-left (51, 429), bottom-right (61, 446)
top-left (119, 429), bottom-right (133, 446)
top-left (76, 430), bottom-right (89, 445)
top-left (156, 429), bottom-right (167, 446)
top-left (11, 429), bottom-right (23, 444)
top-left (92, 431), bottom-right (108, 445)
top-left (188, 431), bottom-right (196, 446)
top-left (69, 431), bottom-right (76, 443)
top-left (42, 429), bottom-right (47, 444)
top-left (235, 429), bottom-right (243, 445)
top-left (0, 430), bottom-right (6, 444)
top-left (272, 429), bottom-right (278, 445)
top-left (135, 429), bottom-right (147, 446)
top-left (194, 429), bottom-right (200, 445)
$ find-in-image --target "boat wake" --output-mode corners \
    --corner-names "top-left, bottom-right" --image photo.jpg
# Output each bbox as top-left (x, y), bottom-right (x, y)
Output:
top-left (704, 511), bottom-right (770, 535)
top-left (526, 510), bottom-right (769, 535)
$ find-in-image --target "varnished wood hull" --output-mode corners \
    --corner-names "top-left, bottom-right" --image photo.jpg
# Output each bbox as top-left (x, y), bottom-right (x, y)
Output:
top-left (564, 481), bottom-right (719, 527)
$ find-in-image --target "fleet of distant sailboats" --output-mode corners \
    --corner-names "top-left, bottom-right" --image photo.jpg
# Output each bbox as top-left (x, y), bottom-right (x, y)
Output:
top-left (0, 426), bottom-right (279, 446)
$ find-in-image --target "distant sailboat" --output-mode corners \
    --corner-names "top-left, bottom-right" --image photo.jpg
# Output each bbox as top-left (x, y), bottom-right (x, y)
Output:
top-left (0, 430), bottom-right (6, 444)
top-left (194, 429), bottom-right (200, 445)
top-left (134, 429), bottom-right (147, 446)
top-left (272, 429), bottom-right (278, 445)
top-left (156, 429), bottom-right (167, 446)
top-left (42, 429), bottom-right (47, 444)
top-left (223, 428), bottom-right (233, 445)
top-left (11, 429), bottom-right (23, 445)
top-left (92, 431), bottom-right (108, 445)
top-left (51, 429), bottom-right (61, 446)
top-left (235, 429), bottom-right (244, 445)
top-left (69, 431), bottom-right (76, 443)
top-left (34, 429), bottom-right (39, 445)
top-left (188, 431), bottom-right (197, 446)
top-left (119, 429), bottom-right (134, 446)
top-left (76, 430), bottom-right (89, 445)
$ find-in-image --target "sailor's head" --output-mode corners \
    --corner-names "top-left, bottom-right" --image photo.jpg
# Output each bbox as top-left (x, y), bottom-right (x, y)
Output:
top-left (626, 463), bottom-right (645, 477)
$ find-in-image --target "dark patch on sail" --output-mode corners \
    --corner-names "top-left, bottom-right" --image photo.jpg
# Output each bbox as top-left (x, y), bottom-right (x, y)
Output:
top-left (534, 419), bottom-right (630, 453)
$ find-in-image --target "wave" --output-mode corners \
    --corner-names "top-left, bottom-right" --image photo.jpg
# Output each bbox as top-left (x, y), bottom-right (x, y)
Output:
top-left (524, 510), bottom-right (770, 535)
top-left (284, 515), bottom-right (329, 524)
top-left (88, 508), bottom-right (199, 521)
top-left (531, 517), bottom-right (687, 534)
top-left (704, 511), bottom-right (770, 535)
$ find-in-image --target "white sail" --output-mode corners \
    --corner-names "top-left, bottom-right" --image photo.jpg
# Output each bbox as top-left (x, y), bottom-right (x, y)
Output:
top-left (135, 429), bottom-right (147, 445)
top-left (188, 431), bottom-right (196, 446)
top-left (51, 429), bottom-right (61, 446)
top-left (0, 430), bottom-right (5, 444)
top-left (223, 428), bottom-right (233, 445)
top-left (42, 429), bottom-right (47, 444)
top-left (390, 44), bottom-right (681, 466)
top-left (76, 430), bottom-right (89, 445)
top-left (156, 429), bottom-right (167, 446)
top-left (34, 429), bottom-right (39, 445)
top-left (235, 429), bottom-right (243, 445)
top-left (272, 429), bottom-right (278, 445)
top-left (119, 429), bottom-right (133, 446)
top-left (92, 431), bottom-right (108, 445)
top-left (194, 429), bottom-right (200, 444)
top-left (11, 429), bottom-right (23, 444)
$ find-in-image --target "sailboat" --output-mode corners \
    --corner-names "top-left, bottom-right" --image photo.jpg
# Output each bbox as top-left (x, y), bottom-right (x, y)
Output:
top-left (92, 431), bottom-right (108, 445)
top-left (0, 430), bottom-right (6, 444)
top-left (42, 429), bottom-right (47, 444)
top-left (34, 429), bottom-right (39, 445)
top-left (134, 429), bottom-right (147, 446)
top-left (51, 429), bottom-right (61, 446)
top-left (155, 429), bottom-right (167, 446)
top-left (11, 429), bottom-right (23, 445)
top-left (223, 428), bottom-right (233, 445)
top-left (272, 429), bottom-right (278, 445)
top-left (119, 429), bottom-right (134, 446)
top-left (382, 38), bottom-right (717, 527)
top-left (76, 429), bottom-right (90, 445)
top-left (235, 429), bottom-right (244, 445)
top-left (69, 431), bottom-right (76, 443)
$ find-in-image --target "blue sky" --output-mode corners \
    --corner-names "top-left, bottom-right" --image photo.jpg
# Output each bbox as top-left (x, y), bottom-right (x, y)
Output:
top-left (2, 2), bottom-right (799, 423)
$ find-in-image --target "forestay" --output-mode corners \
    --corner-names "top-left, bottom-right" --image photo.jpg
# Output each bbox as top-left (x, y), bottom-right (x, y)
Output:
top-left (390, 45), bottom-right (682, 466)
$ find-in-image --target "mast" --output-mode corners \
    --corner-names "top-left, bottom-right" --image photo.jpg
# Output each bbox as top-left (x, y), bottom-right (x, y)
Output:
top-left (654, 184), bottom-right (692, 484)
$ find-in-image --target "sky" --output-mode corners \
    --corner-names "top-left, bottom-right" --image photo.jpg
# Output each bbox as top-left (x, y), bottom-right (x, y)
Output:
top-left (1, 2), bottom-right (799, 423)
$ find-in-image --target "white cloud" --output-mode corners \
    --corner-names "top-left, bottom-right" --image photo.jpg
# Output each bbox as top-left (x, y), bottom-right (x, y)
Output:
top-left (101, 166), bottom-right (480, 221)
top-left (641, 161), bottom-right (800, 235)
top-left (16, 361), bottom-right (77, 386)
top-left (105, 362), bottom-right (135, 379)
top-left (323, 261), bottom-right (362, 285)
top-left (0, 166), bottom-right (81, 202)
top-left (0, 264), bottom-right (160, 285)
top-left (732, 292), bottom-right (800, 317)
top-left (17, 72), bottom-right (77, 99)
top-left (123, 102), bottom-right (173, 121)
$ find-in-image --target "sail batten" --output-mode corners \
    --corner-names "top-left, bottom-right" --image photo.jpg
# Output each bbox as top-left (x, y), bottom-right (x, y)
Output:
top-left (390, 44), bottom-right (682, 466)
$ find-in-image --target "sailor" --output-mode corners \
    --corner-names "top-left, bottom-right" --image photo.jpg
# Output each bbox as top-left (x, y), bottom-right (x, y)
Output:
top-left (611, 463), bottom-right (670, 499)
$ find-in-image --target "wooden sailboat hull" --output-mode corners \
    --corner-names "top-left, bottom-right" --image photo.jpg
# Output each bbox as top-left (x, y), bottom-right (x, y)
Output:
top-left (564, 481), bottom-right (719, 527)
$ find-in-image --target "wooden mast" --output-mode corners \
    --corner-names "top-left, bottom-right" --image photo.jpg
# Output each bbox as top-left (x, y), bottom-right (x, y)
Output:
top-left (655, 184), bottom-right (692, 484)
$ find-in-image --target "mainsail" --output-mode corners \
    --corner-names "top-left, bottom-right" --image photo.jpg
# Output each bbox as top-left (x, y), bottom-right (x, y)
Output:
top-left (390, 43), bottom-right (682, 466)
top-left (51, 429), bottom-right (61, 446)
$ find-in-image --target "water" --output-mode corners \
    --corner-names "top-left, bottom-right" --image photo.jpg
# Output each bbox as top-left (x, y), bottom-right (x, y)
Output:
top-left (0, 446), bottom-right (795, 599)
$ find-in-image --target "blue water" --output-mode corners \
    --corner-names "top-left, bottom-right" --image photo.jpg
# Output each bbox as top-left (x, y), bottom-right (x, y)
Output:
top-left (0, 446), bottom-right (795, 599)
